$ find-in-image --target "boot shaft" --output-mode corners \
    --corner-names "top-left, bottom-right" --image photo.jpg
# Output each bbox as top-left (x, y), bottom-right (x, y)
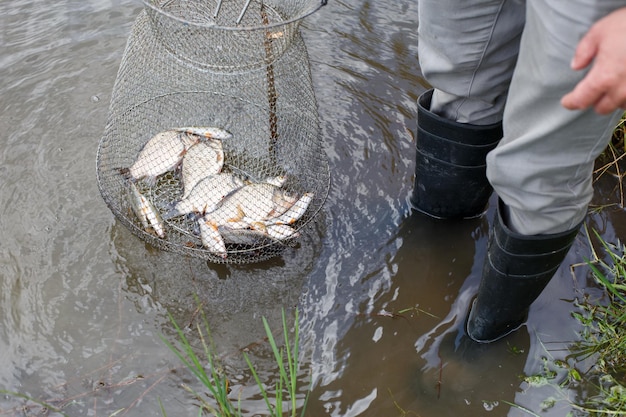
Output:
top-left (466, 200), bottom-right (580, 343)
top-left (411, 89), bottom-right (502, 219)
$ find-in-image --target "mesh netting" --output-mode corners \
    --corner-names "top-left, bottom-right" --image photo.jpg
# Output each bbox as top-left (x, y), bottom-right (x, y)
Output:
top-left (96, 0), bottom-right (329, 264)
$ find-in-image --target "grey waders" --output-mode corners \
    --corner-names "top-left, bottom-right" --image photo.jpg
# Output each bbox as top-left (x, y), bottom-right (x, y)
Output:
top-left (466, 200), bottom-right (580, 343)
top-left (410, 89), bottom-right (502, 219)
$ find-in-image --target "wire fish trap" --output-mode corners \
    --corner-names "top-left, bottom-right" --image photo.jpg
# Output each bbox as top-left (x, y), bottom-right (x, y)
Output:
top-left (144, 0), bottom-right (326, 71)
top-left (96, 0), bottom-right (329, 264)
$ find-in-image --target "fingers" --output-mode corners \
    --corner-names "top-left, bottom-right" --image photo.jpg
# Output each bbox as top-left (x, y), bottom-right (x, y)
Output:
top-left (570, 30), bottom-right (598, 71)
top-left (561, 7), bottom-right (626, 114)
top-left (561, 72), bottom-right (602, 111)
top-left (561, 30), bottom-right (600, 110)
top-left (594, 95), bottom-right (620, 115)
top-left (562, 74), bottom-right (626, 114)
top-left (595, 91), bottom-right (626, 115)
top-left (562, 43), bottom-right (626, 113)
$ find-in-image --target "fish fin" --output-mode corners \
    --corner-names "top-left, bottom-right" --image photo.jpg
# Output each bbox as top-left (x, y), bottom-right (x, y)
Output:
top-left (226, 205), bottom-right (246, 223)
top-left (249, 221), bottom-right (267, 233)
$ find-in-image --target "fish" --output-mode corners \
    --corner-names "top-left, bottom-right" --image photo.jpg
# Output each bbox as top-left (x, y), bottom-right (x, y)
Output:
top-left (202, 182), bottom-right (298, 229)
top-left (163, 172), bottom-right (245, 219)
top-left (199, 217), bottom-right (227, 258)
top-left (218, 226), bottom-right (266, 245)
top-left (269, 192), bottom-right (314, 225)
top-left (246, 222), bottom-right (300, 241)
top-left (198, 184), bottom-right (305, 254)
top-left (232, 192), bottom-right (312, 242)
top-left (265, 224), bottom-right (300, 240)
top-left (217, 223), bottom-right (299, 245)
top-left (126, 130), bottom-right (199, 186)
top-left (174, 126), bottom-right (233, 140)
top-left (128, 182), bottom-right (166, 238)
top-left (180, 139), bottom-right (225, 199)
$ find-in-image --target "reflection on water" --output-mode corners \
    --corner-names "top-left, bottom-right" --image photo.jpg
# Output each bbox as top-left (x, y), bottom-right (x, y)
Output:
top-left (0, 0), bottom-right (622, 415)
top-left (112, 212), bottom-right (325, 354)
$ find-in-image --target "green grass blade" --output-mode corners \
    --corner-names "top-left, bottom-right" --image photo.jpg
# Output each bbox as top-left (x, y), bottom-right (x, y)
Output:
top-left (586, 259), bottom-right (626, 305)
top-left (244, 351), bottom-right (275, 415)
top-left (158, 398), bottom-right (167, 417)
top-left (263, 316), bottom-right (289, 389)
top-left (283, 308), bottom-right (300, 416)
top-left (159, 314), bottom-right (212, 390)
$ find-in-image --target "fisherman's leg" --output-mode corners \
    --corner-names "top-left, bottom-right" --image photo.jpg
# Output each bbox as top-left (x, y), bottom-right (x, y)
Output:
top-left (467, 0), bottom-right (626, 343)
top-left (412, 0), bottom-right (525, 218)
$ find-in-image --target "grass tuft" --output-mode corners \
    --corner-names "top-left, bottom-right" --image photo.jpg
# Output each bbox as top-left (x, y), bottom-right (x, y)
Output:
top-left (522, 232), bottom-right (626, 416)
top-left (161, 307), bottom-right (309, 417)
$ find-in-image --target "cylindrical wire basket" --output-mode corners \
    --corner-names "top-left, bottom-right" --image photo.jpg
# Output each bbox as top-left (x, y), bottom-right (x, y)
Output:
top-left (144, 0), bottom-right (326, 71)
top-left (97, 0), bottom-right (329, 264)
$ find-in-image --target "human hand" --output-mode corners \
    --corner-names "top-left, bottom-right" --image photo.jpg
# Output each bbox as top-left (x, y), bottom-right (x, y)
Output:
top-left (561, 7), bottom-right (626, 115)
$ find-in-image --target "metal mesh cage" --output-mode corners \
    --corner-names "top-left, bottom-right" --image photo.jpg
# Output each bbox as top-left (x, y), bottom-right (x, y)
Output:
top-left (143, 0), bottom-right (324, 71)
top-left (96, 0), bottom-right (329, 264)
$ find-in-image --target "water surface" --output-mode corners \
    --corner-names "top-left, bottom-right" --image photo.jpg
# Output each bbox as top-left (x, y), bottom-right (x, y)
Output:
top-left (1, 0), bottom-right (623, 416)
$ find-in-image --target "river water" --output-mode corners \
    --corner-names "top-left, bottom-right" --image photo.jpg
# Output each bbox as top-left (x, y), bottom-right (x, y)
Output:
top-left (1, 0), bottom-right (624, 416)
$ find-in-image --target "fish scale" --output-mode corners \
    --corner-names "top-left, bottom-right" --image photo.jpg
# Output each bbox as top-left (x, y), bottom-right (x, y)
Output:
top-left (181, 139), bottom-right (225, 199)
top-left (165, 172), bottom-right (245, 218)
top-left (128, 182), bottom-right (166, 238)
top-left (128, 130), bottom-right (198, 185)
top-left (203, 182), bottom-right (297, 229)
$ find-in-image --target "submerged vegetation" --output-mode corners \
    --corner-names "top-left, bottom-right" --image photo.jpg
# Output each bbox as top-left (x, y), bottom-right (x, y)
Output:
top-left (521, 233), bottom-right (626, 416)
top-left (161, 307), bottom-right (309, 417)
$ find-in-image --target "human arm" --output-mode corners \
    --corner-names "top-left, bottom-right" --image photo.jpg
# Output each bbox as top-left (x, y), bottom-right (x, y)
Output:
top-left (561, 7), bottom-right (626, 115)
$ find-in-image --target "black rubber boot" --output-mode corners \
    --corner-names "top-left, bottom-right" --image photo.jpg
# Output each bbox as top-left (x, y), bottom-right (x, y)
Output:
top-left (466, 200), bottom-right (581, 343)
top-left (410, 89), bottom-right (502, 219)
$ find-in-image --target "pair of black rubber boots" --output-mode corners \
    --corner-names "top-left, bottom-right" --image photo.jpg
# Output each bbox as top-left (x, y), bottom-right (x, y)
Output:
top-left (412, 90), bottom-right (580, 343)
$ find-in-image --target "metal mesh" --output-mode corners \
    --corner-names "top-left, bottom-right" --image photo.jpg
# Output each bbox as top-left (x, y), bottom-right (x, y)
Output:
top-left (96, 0), bottom-right (329, 264)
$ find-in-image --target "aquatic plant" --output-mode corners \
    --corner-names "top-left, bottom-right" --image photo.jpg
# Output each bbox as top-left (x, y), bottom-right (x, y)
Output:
top-left (568, 233), bottom-right (626, 415)
top-left (160, 309), bottom-right (240, 416)
top-left (160, 307), bottom-right (309, 417)
top-left (520, 231), bottom-right (626, 416)
top-left (243, 310), bottom-right (309, 417)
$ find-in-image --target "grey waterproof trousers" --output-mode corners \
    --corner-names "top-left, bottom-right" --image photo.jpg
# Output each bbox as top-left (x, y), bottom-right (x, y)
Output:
top-left (418, 0), bottom-right (625, 235)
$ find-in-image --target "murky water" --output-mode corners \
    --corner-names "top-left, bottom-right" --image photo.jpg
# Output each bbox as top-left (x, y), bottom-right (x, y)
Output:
top-left (1, 0), bottom-right (625, 416)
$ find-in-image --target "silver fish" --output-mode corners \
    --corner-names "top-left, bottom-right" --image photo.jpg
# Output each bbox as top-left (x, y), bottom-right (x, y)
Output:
top-left (218, 223), bottom-right (298, 245)
top-left (264, 224), bottom-right (300, 240)
top-left (165, 172), bottom-right (245, 219)
top-left (218, 226), bottom-right (266, 245)
top-left (127, 130), bottom-right (198, 185)
top-left (174, 126), bottom-right (233, 140)
top-left (203, 182), bottom-right (298, 228)
top-left (181, 139), bottom-right (225, 199)
top-left (128, 182), bottom-right (166, 238)
top-left (244, 222), bottom-right (300, 241)
top-left (199, 217), bottom-right (227, 258)
top-left (235, 192), bottom-right (312, 242)
top-left (268, 192), bottom-right (314, 225)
